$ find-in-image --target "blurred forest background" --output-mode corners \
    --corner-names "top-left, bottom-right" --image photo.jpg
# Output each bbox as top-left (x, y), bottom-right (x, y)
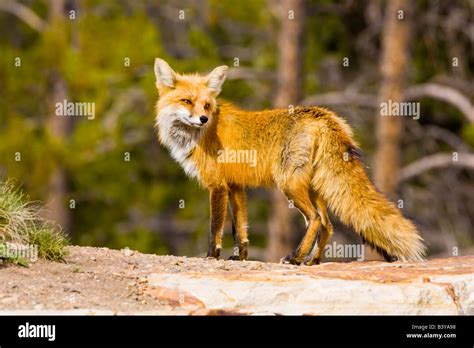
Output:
top-left (0, 0), bottom-right (473, 261)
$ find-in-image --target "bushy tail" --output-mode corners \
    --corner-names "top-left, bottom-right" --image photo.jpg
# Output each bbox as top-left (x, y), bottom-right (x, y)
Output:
top-left (311, 115), bottom-right (426, 262)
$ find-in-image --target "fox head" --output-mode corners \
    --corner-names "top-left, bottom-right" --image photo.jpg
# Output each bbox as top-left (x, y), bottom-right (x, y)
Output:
top-left (154, 58), bottom-right (228, 129)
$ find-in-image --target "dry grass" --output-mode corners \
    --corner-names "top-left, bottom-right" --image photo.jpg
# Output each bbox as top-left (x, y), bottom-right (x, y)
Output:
top-left (0, 180), bottom-right (68, 262)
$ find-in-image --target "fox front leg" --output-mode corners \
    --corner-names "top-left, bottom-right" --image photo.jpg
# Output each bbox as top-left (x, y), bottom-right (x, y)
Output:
top-left (228, 186), bottom-right (249, 261)
top-left (206, 187), bottom-right (228, 259)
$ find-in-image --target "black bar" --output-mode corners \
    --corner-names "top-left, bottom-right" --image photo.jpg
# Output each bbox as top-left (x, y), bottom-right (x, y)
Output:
top-left (0, 315), bottom-right (473, 346)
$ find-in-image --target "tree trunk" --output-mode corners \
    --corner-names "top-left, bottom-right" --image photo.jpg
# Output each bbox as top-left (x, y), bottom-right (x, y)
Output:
top-left (265, 0), bottom-right (306, 262)
top-left (44, 0), bottom-right (72, 234)
top-left (369, 0), bottom-right (411, 260)
top-left (373, 0), bottom-right (411, 197)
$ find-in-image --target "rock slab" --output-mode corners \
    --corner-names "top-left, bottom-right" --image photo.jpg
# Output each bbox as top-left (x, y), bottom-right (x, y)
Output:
top-left (0, 246), bottom-right (472, 315)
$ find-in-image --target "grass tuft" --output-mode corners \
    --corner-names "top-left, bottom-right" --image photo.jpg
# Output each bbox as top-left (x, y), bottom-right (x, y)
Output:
top-left (0, 180), bottom-right (68, 263)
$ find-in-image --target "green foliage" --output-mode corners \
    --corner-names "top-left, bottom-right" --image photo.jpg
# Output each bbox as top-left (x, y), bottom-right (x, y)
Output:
top-left (27, 224), bottom-right (69, 261)
top-left (461, 125), bottom-right (474, 148)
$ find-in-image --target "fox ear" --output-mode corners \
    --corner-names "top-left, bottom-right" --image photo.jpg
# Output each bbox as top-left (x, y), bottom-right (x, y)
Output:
top-left (154, 58), bottom-right (176, 90)
top-left (206, 65), bottom-right (228, 95)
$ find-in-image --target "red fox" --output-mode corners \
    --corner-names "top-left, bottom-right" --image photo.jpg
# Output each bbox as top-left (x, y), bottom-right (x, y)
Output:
top-left (153, 58), bottom-right (426, 265)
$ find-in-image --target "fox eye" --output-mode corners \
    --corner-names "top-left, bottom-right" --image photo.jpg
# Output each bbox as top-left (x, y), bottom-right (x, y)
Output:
top-left (204, 103), bottom-right (210, 110)
top-left (181, 99), bottom-right (192, 105)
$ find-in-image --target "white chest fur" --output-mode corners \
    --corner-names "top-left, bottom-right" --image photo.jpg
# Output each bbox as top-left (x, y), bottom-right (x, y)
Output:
top-left (156, 107), bottom-right (202, 179)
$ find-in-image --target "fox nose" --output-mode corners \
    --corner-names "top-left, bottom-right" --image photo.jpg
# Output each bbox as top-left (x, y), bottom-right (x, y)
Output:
top-left (199, 115), bottom-right (208, 124)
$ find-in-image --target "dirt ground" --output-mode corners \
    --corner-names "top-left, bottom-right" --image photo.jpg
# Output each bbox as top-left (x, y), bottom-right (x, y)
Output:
top-left (0, 246), bottom-right (297, 314)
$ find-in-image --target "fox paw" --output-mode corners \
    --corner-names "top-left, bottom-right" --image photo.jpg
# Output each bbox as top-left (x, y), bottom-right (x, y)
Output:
top-left (303, 258), bottom-right (320, 266)
top-left (206, 248), bottom-right (221, 259)
top-left (228, 254), bottom-right (247, 261)
top-left (280, 254), bottom-right (302, 265)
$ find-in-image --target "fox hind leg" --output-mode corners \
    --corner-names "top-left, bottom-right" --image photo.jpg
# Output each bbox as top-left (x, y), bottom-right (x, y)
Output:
top-left (305, 197), bottom-right (333, 265)
top-left (280, 185), bottom-right (321, 265)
